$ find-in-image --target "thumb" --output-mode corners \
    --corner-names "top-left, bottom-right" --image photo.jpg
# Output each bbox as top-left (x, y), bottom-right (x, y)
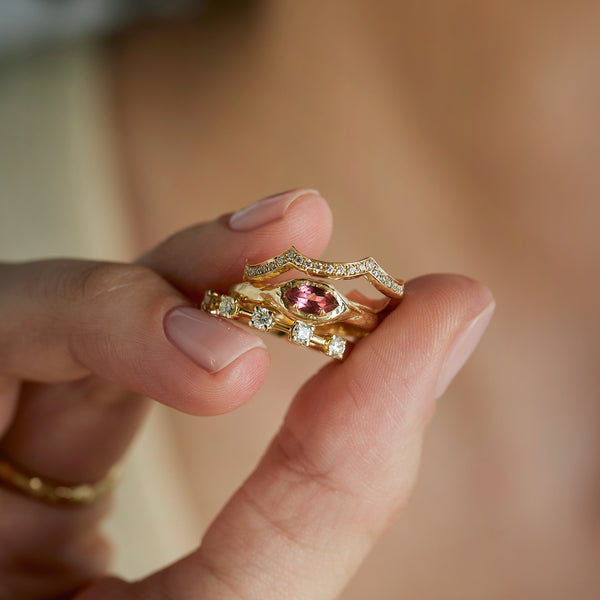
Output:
top-left (84, 274), bottom-right (494, 600)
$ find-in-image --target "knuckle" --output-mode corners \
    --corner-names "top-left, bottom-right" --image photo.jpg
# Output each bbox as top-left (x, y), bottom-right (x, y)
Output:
top-left (273, 422), bottom-right (356, 501)
top-left (75, 262), bottom-right (157, 304)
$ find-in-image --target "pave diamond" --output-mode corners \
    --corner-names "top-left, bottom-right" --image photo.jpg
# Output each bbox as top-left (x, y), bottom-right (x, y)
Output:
top-left (335, 265), bottom-right (346, 275)
top-left (290, 321), bottom-right (314, 346)
top-left (325, 264), bottom-right (335, 274)
top-left (277, 255), bottom-right (286, 266)
top-left (218, 295), bottom-right (237, 318)
top-left (249, 306), bottom-right (274, 330)
top-left (327, 335), bottom-right (346, 359)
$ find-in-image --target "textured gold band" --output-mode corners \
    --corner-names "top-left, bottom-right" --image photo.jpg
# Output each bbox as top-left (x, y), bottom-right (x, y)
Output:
top-left (230, 280), bottom-right (385, 335)
top-left (0, 456), bottom-right (120, 506)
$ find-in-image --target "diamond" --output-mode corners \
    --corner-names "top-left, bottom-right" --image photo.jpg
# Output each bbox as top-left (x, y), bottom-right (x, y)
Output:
top-left (348, 264), bottom-right (357, 275)
top-left (327, 336), bottom-right (346, 359)
top-left (218, 295), bottom-right (237, 318)
top-left (284, 283), bottom-right (339, 316)
top-left (325, 264), bottom-right (335, 274)
top-left (249, 306), bottom-right (274, 330)
top-left (359, 262), bottom-right (367, 272)
top-left (277, 255), bottom-right (286, 266)
top-left (313, 262), bottom-right (323, 272)
top-left (290, 321), bottom-right (314, 346)
top-left (294, 255), bottom-right (304, 266)
top-left (286, 249), bottom-right (296, 259)
top-left (335, 265), bottom-right (346, 275)
top-left (304, 259), bottom-right (313, 270)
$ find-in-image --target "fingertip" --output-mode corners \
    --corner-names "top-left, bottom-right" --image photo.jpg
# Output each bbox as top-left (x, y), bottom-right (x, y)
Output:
top-left (238, 190), bottom-right (333, 264)
top-left (165, 345), bottom-right (271, 416)
top-left (404, 273), bottom-right (495, 323)
top-left (338, 273), bottom-right (495, 411)
top-left (286, 191), bottom-right (333, 257)
top-left (204, 345), bottom-right (271, 415)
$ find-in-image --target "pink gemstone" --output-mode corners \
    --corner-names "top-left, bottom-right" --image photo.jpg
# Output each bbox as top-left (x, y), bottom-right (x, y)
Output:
top-left (284, 284), bottom-right (338, 316)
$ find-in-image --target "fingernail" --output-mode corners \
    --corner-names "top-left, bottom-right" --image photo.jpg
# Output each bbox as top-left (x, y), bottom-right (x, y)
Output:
top-left (434, 302), bottom-right (495, 399)
top-left (165, 307), bottom-right (266, 372)
top-left (228, 189), bottom-right (321, 232)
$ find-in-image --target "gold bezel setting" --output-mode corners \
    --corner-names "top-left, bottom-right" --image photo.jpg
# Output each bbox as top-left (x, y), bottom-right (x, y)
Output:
top-left (278, 279), bottom-right (347, 322)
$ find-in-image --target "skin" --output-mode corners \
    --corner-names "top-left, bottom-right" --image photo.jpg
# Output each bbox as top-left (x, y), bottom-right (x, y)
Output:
top-left (105, 0), bottom-right (600, 598)
top-left (0, 192), bottom-right (493, 598)
top-left (2, 0), bottom-right (598, 597)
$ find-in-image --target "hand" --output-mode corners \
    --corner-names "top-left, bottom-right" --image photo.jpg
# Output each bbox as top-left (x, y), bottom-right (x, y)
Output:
top-left (0, 191), bottom-right (494, 599)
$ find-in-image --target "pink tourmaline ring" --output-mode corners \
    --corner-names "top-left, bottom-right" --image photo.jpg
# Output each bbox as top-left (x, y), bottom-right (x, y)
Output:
top-left (199, 249), bottom-right (403, 360)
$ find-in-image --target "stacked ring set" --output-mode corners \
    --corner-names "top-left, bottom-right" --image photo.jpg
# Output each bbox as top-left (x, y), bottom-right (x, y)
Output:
top-left (201, 246), bottom-right (404, 360)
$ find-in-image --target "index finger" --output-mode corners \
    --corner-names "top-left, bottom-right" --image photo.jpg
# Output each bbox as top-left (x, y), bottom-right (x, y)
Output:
top-left (0, 190), bottom-right (331, 415)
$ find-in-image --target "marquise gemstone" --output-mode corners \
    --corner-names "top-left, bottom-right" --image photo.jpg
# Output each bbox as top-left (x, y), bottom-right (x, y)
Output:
top-left (284, 284), bottom-right (338, 316)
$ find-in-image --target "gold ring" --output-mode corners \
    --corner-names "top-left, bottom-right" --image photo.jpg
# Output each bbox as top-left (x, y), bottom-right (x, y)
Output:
top-left (0, 456), bottom-right (120, 506)
top-left (201, 248), bottom-right (403, 360)
top-left (202, 288), bottom-right (352, 359)
top-left (244, 246), bottom-right (404, 298)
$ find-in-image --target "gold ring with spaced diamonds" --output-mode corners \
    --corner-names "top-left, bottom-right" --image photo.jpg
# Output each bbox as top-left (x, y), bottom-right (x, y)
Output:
top-left (201, 289), bottom-right (352, 360)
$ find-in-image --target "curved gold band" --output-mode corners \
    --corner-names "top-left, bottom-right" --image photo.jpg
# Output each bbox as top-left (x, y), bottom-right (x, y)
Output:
top-left (244, 246), bottom-right (404, 299)
top-left (0, 456), bottom-right (120, 506)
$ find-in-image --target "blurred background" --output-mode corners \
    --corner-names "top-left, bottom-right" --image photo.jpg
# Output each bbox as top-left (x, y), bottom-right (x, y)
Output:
top-left (1, 1), bottom-right (600, 598)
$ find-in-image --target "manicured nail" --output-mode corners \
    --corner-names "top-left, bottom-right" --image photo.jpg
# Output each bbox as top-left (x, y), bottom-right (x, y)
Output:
top-left (165, 307), bottom-right (266, 372)
top-left (228, 189), bottom-right (320, 232)
top-left (434, 302), bottom-right (495, 399)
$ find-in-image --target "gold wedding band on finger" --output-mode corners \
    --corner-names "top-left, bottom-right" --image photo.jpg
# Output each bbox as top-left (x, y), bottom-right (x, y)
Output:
top-left (201, 246), bottom-right (404, 360)
top-left (0, 456), bottom-right (120, 506)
